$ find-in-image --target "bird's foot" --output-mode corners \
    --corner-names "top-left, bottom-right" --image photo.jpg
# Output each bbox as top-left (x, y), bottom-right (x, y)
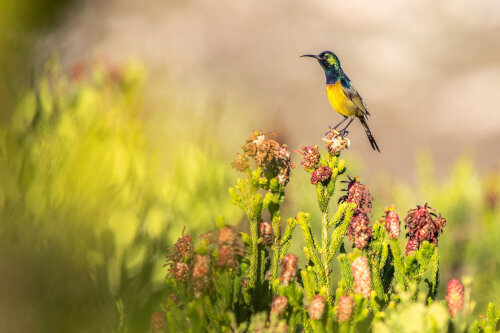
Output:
top-left (339, 129), bottom-right (349, 137)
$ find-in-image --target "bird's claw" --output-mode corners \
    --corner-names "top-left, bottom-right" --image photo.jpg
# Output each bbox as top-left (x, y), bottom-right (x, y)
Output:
top-left (339, 129), bottom-right (349, 137)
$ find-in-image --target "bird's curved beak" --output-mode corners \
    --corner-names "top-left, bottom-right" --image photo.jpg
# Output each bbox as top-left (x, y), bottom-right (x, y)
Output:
top-left (300, 54), bottom-right (320, 60)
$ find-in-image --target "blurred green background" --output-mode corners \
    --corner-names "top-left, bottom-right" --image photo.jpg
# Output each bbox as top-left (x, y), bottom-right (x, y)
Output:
top-left (0, 0), bottom-right (499, 332)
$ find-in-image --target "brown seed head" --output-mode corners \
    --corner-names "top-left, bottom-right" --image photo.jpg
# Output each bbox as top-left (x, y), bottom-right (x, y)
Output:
top-left (339, 176), bottom-right (373, 215)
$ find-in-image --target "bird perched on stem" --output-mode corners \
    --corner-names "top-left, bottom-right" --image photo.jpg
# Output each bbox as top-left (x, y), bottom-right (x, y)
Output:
top-left (301, 51), bottom-right (380, 152)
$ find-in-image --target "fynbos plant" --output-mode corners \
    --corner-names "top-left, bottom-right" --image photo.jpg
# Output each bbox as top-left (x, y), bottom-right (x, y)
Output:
top-left (153, 130), bottom-right (500, 332)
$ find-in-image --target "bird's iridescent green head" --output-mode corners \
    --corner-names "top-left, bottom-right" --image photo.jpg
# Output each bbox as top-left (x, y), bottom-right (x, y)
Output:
top-left (301, 51), bottom-right (343, 83)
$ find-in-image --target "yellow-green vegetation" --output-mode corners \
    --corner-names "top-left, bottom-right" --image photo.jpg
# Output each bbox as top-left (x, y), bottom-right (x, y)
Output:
top-left (0, 61), bottom-right (240, 332)
top-left (389, 154), bottom-right (500, 311)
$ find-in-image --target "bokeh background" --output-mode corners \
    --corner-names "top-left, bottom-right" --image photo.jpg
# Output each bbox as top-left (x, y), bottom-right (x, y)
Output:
top-left (1, 0), bottom-right (499, 332)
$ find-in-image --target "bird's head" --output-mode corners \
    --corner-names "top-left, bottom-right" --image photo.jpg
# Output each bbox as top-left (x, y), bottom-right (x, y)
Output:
top-left (301, 51), bottom-right (342, 75)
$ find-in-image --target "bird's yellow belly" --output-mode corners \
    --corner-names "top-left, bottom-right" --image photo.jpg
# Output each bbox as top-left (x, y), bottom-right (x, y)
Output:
top-left (326, 82), bottom-right (357, 117)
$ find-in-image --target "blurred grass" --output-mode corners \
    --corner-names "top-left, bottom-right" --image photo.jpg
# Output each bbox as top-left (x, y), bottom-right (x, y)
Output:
top-left (0, 60), bottom-right (241, 332)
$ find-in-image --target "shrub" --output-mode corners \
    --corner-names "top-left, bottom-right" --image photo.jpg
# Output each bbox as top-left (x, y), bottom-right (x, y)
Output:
top-left (156, 131), bottom-right (500, 332)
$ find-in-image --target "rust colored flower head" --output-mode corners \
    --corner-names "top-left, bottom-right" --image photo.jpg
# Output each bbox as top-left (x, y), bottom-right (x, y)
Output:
top-left (300, 145), bottom-right (320, 170)
top-left (404, 204), bottom-right (446, 246)
top-left (170, 231), bottom-right (194, 263)
top-left (280, 254), bottom-right (298, 286)
top-left (165, 230), bottom-right (194, 280)
top-left (348, 213), bottom-right (373, 249)
top-left (232, 153), bottom-right (250, 171)
top-left (192, 254), bottom-right (211, 278)
top-left (337, 295), bottom-right (354, 323)
top-left (446, 279), bottom-right (464, 317)
top-left (352, 256), bottom-right (372, 298)
top-left (218, 226), bottom-right (238, 246)
top-left (323, 129), bottom-right (350, 155)
top-left (311, 166), bottom-right (333, 185)
top-left (259, 222), bottom-right (274, 245)
top-left (192, 254), bottom-right (211, 298)
top-left (151, 311), bottom-right (166, 333)
top-left (216, 226), bottom-right (244, 268)
top-left (339, 176), bottom-right (373, 215)
top-left (308, 295), bottom-right (326, 320)
top-left (171, 262), bottom-right (190, 281)
top-left (405, 237), bottom-right (419, 255)
top-left (383, 206), bottom-right (400, 239)
top-left (270, 295), bottom-right (289, 317)
top-left (217, 244), bottom-right (236, 267)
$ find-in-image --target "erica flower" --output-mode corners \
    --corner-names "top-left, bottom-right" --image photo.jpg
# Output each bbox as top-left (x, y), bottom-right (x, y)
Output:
top-left (352, 256), bottom-right (371, 298)
top-left (339, 176), bottom-right (373, 215)
top-left (280, 254), bottom-right (298, 286)
top-left (165, 230), bottom-right (194, 280)
top-left (217, 226), bottom-right (244, 267)
top-left (311, 166), bottom-right (333, 185)
top-left (192, 254), bottom-right (211, 298)
top-left (337, 295), bottom-right (354, 323)
top-left (446, 279), bottom-right (464, 317)
top-left (150, 311), bottom-right (166, 333)
top-left (270, 296), bottom-right (289, 317)
top-left (309, 295), bottom-right (326, 320)
top-left (383, 206), bottom-right (400, 239)
top-left (323, 129), bottom-right (350, 155)
top-left (405, 238), bottom-right (419, 256)
top-left (348, 213), bottom-right (373, 249)
top-left (404, 203), bottom-right (447, 249)
top-left (259, 222), bottom-right (274, 245)
top-left (299, 145), bottom-right (320, 169)
top-left (232, 153), bottom-right (249, 171)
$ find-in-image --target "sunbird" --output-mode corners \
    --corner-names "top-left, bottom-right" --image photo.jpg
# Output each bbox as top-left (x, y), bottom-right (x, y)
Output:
top-left (301, 51), bottom-right (380, 152)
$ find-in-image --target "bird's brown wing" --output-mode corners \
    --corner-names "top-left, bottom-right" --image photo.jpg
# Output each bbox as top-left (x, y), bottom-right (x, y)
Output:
top-left (341, 84), bottom-right (370, 116)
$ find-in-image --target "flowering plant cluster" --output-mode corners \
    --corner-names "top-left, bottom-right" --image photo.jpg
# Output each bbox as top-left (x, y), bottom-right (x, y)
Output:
top-left (153, 130), bottom-right (500, 332)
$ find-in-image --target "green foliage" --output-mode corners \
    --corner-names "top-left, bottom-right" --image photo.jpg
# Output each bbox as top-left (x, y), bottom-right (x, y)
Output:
top-left (0, 61), bottom-right (239, 331)
top-left (157, 133), bottom-right (498, 332)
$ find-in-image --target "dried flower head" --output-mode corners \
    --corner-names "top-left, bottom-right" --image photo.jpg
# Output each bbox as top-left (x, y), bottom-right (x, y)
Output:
top-left (383, 206), bottom-right (400, 239)
top-left (337, 295), bottom-right (354, 323)
top-left (405, 237), bottom-right (419, 256)
top-left (311, 166), bottom-right (333, 185)
top-left (270, 296), bottom-right (289, 317)
top-left (348, 213), bottom-right (373, 249)
top-left (280, 254), bottom-right (298, 286)
top-left (323, 129), bottom-right (350, 155)
top-left (339, 176), bottom-right (373, 215)
top-left (232, 153), bottom-right (249, 171)
top-left (446, 279), bottom-right (464, 317)
top-left (299, 145), bottom-right (320, 169)
top-left (151, 311), bottom-right (166, 333)
top-left (404, 204), bottom-right (446, 247)
top-left (237, 131), bottom-right (293, 186)
top-left (308, 295), bottom-right (326, 320)
top-left (259, 222), bottom-right (274, 245)
top-left (352, 256), bottom-right (372, 298)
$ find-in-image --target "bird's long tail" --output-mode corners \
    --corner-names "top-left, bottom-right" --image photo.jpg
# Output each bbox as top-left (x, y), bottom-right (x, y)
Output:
top-left (359, 116), bottom-right (380, 152)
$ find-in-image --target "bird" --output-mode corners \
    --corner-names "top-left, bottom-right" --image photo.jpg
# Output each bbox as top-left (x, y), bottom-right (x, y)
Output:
top-left (301, 51), bottom-right (380, 152)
